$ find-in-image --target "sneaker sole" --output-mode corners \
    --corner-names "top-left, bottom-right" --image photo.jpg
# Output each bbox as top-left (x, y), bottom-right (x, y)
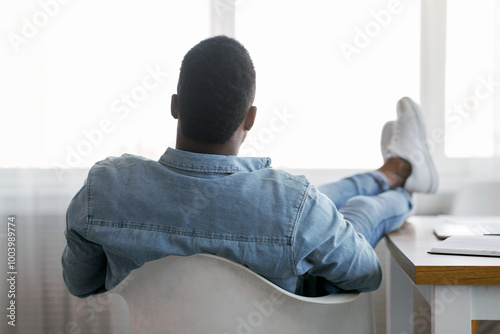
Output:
top-left (400, 98), bottom-right (439, 193)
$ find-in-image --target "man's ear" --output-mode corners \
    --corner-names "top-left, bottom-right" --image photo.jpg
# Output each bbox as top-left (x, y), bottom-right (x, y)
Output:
top-left (244, 106), bottom-right (257, 131)
top-left (171, 94), bottom-right (179, 119)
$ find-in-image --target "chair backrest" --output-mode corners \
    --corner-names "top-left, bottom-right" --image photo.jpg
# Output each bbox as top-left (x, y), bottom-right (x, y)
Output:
top-left (110, 254), bottom-right (375, 334)
top-left (451, 182), bottom-right (500, 215)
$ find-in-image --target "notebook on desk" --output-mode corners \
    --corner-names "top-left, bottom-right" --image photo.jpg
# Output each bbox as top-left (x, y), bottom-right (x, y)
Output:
top-left (433, 215), bottom-right (500, 240)
top-left (429, 235), bottom-right (500, 257)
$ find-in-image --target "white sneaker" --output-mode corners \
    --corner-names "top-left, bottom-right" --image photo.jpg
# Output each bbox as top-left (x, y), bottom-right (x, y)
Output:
top-left (385, 97), bottom-right (439, 193)
top-left (380, 121), bottom-right (395, 162)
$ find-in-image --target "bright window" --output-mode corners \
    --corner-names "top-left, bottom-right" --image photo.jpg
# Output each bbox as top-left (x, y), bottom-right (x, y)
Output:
top-left (444, 0), bottom-right (499, 159)
top-left (1, 0), bottom-right (420, 170)
top-left (1, 1), bottom-right (210, 169)
top-left (236, 0), bottom-right (420, 169)
top-left (44, 1), bottom-right (211, 170)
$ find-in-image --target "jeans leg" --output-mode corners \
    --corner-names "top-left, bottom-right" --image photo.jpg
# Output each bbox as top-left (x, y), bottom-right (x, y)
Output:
top-left (318, 171), bottom-right (390, 209)
top-left (339, 188), bottom-right (413, 247)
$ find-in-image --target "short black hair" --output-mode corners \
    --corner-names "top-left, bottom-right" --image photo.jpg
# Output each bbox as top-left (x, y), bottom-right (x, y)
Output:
top-left (177, 35), bottom-right (256, 144)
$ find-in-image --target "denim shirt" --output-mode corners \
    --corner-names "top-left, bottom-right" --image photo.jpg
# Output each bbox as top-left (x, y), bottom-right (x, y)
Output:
top-left (62, 148), bottom-right (381, 298)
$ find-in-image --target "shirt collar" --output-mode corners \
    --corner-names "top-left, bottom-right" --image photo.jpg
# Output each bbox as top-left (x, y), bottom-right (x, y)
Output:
top-left (158, 147), bottom-right (272, 173)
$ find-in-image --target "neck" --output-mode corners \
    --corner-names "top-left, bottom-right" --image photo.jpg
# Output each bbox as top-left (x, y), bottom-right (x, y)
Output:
top-left (175, 134), bottom-right (240, 156)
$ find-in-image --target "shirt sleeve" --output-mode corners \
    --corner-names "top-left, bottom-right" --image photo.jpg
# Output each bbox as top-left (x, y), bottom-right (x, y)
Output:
top-left (292, 184), bottom-right (382, 294)
top-left (61, 181), bottom-right (108, 298)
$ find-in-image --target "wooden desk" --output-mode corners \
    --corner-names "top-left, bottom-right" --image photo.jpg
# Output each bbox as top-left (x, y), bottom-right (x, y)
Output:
top-left (385, 216), bottom-right (500, 334)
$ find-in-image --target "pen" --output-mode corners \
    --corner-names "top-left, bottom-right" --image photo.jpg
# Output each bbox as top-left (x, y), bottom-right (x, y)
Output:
top-left (483, 234), bottom-right (500, 236)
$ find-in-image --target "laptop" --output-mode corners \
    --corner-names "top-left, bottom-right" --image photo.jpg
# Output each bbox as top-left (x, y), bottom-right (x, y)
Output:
top-left (433, 215), bottom-right (500, 240)
top-left (429, 235), bottom-right (500, 257)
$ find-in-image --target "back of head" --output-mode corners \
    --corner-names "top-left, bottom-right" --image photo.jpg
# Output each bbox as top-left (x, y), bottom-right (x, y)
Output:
top-left (177, 35), bottom-right (256, 144)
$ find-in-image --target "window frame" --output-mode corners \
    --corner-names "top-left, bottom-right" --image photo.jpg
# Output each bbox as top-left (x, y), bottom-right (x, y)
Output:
top-left (421, 0), bottom-right (500, 180)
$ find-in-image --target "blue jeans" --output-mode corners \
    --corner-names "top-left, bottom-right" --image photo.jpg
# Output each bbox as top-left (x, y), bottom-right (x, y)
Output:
top-left (319, 171), bottom-right (413, 248)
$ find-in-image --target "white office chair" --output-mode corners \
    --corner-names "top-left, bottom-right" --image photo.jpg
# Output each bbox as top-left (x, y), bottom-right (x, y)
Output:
top-left (451, 182), bottom-right (500, 215)
top-left (109, 254), bottom-right (375, 334)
